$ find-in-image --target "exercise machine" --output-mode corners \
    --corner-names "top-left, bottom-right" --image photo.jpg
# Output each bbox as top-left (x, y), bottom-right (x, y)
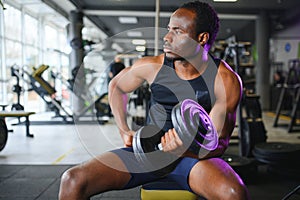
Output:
top-left (10, 65), bottom-right (24, 111)
top-left (273, 59), bottom-right (300, 132)
top-left (29, 65), bottom-right (72, 121)
top-left (11, 65), bottom-right (72, 122)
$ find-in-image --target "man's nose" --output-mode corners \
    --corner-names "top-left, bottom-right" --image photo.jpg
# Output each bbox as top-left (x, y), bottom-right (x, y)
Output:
top-left (163, 31), bottom-right (172, 43)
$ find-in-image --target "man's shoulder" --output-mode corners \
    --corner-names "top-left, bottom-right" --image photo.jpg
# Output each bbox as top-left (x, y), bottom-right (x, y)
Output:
top-left (217, 60), bottom-right (242, 89)
top-left (130, 54), bottom-right (164, 81)
top-left (133, 54), bottom-right (164, 67)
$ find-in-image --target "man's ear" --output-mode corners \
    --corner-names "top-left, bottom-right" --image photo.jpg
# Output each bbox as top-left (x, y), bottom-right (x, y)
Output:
top-left (198, 32), bottom-right (209, 45)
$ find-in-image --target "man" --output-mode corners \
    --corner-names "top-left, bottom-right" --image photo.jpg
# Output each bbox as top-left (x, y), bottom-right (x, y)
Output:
top-left (59, 1), bottom-right (250, 199)
top-left (107, 55), bottom-right (127, 115)
top-left (108, 55), bottom-right (126, 82)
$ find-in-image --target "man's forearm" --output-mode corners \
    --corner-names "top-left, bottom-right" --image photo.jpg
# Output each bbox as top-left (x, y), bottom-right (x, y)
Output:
top-left (108, 82), bottom-right (130, 133)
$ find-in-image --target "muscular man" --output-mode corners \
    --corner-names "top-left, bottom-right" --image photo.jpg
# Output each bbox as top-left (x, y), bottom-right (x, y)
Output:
top-left (59, 1), bottom-right (250, 199)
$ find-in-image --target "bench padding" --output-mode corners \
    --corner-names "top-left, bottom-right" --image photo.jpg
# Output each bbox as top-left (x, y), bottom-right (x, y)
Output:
top-left (0, 111), bottom-right (35, 117)
top-left (0, 111), bottom-right (35, 137)
top-left (141, 188), bottom-right (198, 200)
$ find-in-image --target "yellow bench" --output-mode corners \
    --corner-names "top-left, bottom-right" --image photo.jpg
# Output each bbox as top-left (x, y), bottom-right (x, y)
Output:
top-left (141, 181), bottom-right (198, 200)
top-left (141, 188), bottom-right (198, 200)
top-left (0, 111), bottom-right (35, 137)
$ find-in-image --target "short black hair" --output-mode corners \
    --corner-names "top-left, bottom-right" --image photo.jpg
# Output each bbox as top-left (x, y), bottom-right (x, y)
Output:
top-left (180, 1), bottom-right (220, 48)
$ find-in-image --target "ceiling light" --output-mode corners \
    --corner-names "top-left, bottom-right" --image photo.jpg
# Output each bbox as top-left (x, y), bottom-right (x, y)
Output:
top-left (132, 39), bottom-right (146, 45)
top-left (118, 16), bottom-right (138, 24)
top-left (136, 46), bottom-right (146, 52)
top-left (127, 31), bottom-right (143, 37)
top-left (213, 0), bottom-right (237, 2)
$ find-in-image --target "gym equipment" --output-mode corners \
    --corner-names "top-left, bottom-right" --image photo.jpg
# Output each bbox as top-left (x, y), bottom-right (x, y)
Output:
top-left (171, 99), bottom-right (218, 153)
top-left (253, 142), bottom-right (300, 178)
top-left (72, 92), bottom-right (111, 124)
top-left (220, 39), bottom-right (268, 157)
top-left (240, 93), bottom-right (267, 157)
top-left (10, 65), bottom-right (24, 111)
top-left (0, 118), bottom-right (8, 151)
top-left (129, 84), bottom-right (151, 131)
top-left (253, 142), bottom-right (300, 166)
top-left (273, 59), bottom-right (300, 132)
top-left (0, 111), bottom-right (35, 152)
top-left (133, 125), bottom-right (179, 176)
top-left (0, 111), bottom-right (35, 137)
top-left (51, 65), bottom-right (111, 123)
top-left (141, 180), bottom-right (198, 200)
top-left (7, 65), bottom-right (111, 124)
top-left (30, 65), bottom-right (71, 120)
top-left (222, 154), bottom-right (257, 184)
top-left (10, 65), bottom-right (72, 122)
top-left (282, 185), bottom-right (300, 200)
top-left (133, 99), bottom-right (218, 177)
top-left (221, 40), bottom-right (255, 93)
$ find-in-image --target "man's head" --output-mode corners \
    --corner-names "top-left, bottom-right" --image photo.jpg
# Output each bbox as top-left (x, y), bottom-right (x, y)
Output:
top-left (114, 55), bottom-right (122, 63)
top-left (163, 1), bottom-right (219, 59)
top-left (180, 1), bottom-right (219, 49)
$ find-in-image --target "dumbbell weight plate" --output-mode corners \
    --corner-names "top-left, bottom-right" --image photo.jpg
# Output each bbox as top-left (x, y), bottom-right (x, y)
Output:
top-left (172, 103), bottom-right (194, 148)
top-left (133, 99), bottom-right (219, 176)
top-left (181, 99), bottom-right (217, 143)
top-left (133, 125), bottom-right (179, 177)
top-left (252, 142), bottom-right (300, 166)
top-left (172, 99), bottom-right (218, 156)
top-left (173, 105), bottom-right (203, 154)
top-left (222, 154), bottom-right (257, 184)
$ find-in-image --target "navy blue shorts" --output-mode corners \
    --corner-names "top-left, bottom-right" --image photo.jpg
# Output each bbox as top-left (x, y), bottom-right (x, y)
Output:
top-left (110, 147), bottom-right (199, 192)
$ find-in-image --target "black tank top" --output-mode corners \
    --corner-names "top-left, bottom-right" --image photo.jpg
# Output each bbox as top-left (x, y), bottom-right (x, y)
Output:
top-left (148, 54), bottom-right (220, 132)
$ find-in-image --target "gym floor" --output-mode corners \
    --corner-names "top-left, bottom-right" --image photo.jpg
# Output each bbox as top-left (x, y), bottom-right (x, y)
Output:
top-left (0, 112), bottom-right (299, 200)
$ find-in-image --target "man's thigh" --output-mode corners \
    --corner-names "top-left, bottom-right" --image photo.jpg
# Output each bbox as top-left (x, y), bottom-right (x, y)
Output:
top-left (188, 158), bottom-right (244, 197)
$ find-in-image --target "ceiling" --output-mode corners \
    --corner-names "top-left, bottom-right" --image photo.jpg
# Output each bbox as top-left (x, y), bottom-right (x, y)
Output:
top-left (46, 0), bottom-right (300, 54)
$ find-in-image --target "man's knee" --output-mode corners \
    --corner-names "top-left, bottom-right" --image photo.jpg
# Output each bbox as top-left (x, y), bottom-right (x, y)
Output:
top-left (59, 167), bottom-right (86, 199)
top-left (221, 180), bottom-right (250, 200)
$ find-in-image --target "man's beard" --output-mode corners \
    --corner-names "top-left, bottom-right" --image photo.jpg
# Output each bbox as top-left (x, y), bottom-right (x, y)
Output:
top-left (165, 52), bottom-right (198, 62)
top-left (173, 56), bottom-right (186, 61)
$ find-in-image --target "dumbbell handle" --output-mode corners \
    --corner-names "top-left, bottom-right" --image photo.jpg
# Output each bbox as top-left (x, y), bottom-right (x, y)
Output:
top-left (158, 143), bottom-right (163, 151)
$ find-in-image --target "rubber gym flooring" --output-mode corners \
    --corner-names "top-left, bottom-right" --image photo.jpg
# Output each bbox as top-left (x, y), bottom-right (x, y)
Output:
top-left (0, 112), bottom-right (299, 200)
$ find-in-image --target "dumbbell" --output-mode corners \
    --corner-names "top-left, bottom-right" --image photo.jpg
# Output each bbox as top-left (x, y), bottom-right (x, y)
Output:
top-left (132, 99), bottom-right (218, 177)
top-left (133, 125), bottom-right (180, 177)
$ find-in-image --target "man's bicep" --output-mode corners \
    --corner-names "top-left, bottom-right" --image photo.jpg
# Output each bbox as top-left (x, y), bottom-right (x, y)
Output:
top-left (211, 97), bottom-right (238, 149)
top-left (211, 63), bottom-right (241, 139)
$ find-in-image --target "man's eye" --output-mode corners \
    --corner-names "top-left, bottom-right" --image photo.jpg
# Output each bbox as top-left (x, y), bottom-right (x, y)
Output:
top-left (175, 30), bottom-right (182, 34)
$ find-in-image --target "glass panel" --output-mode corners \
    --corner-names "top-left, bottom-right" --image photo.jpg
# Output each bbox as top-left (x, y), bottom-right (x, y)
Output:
top-left (4, 4), bottom-right (21, 41)
top-left (45, 25), bottom-right (58, 50)
top-left (59, 30), bottom-right (71, 54)
top-left (24, 45), bottom-right (38, 67)
top-left (5, 40), bottom-right (22, 108)
top-left (24, 14), bottom-right (38, 47)
top-left (5, 40), bottom-right (22, 67)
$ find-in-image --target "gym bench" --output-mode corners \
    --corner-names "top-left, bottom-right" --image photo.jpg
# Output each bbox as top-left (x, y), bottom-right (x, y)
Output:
top-left (0, 111), bottom-right (35, 137)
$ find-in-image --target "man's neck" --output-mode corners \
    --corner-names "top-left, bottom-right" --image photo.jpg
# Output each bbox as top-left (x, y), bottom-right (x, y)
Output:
top-left (174, 51), bottom-right (209, 71)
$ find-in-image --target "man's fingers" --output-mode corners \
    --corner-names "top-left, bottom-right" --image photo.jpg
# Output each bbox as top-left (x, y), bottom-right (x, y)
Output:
top-left (161, 129), bottom-right (183, 152)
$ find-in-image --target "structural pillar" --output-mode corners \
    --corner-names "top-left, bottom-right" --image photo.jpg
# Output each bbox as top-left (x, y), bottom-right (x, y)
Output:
top-left (68, 10), bottom-right (85, 114)
top-left (255, 10), bottom-right (271, 110)
top-left (154, 0), bottom-right (160, 56)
